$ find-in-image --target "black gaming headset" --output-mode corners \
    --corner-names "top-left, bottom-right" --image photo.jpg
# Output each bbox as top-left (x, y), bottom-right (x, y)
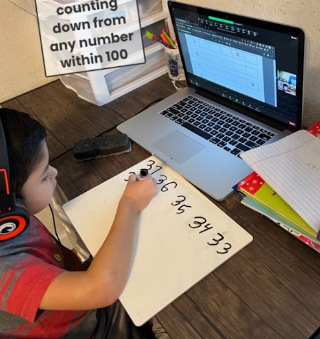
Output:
top-left (0, 117), bottom-right (29, 241)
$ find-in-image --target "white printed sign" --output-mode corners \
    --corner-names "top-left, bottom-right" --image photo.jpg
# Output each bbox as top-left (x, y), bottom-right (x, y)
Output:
top-left (35, 0), bottom-right (145, 76)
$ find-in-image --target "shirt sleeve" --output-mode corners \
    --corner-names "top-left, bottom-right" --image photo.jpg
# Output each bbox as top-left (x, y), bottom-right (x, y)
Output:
top-left (0, 252), bottom-right (64, 323)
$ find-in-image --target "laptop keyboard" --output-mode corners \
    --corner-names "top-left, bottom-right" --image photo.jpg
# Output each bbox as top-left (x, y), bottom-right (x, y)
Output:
top-left (160, 96), bottom-right (275, 157)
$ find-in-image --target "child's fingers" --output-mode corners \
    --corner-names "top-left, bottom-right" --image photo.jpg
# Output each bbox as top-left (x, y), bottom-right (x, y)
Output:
top-left (127, 173), bottom-right (138, 182)
top-left (137, 173), bottom-right (153, 182)
top-left (127, 173), bottom-right (155, 185)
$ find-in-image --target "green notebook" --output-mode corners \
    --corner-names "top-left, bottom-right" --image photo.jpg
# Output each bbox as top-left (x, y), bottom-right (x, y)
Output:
top-left (238, 172), bottom-right (317, 239)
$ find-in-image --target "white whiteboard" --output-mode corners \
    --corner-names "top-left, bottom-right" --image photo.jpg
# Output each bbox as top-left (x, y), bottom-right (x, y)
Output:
top-left (63, 156), bottom-right (253, 326)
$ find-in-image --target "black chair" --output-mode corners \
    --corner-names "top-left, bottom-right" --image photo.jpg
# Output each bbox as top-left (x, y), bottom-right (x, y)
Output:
top-left (309, 327), bottom-right (320, 339)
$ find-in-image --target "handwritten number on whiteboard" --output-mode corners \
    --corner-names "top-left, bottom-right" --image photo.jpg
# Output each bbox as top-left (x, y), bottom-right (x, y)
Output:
top-left (171, 195), bottom-right (191, 214)
top-left (199, 223), bottom-right (213, 233)
top-left (171, 195), bottom-right (186, 206)
top-left (207, 233), bottom-right (224, 246)
top-left (161, 182), bottom-right (177, 192)
top-left (216, 243), bottom-right (232, 254)
top-left (177, 204), bottom-right (192, 214)
top-left (156, 175), bottom-right (167, 185)
top-left (122, 159), bottom-right (234, 252)
top-left (145, 160), bottom-right (155, 170)
top-left (124, 172), bottom-right (136, 182)
top-left (150, 165), bottom-right (162, 175)
top-left (189, 216), bottom-right (206, 228)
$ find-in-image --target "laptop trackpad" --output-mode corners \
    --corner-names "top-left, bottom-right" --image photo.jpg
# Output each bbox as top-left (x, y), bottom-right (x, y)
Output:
top-left (152, 130), bottom-right (205, 164)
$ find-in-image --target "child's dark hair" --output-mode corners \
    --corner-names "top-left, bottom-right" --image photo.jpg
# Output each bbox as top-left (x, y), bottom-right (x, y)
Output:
top-left (0, 108), bottom-right (46, 198)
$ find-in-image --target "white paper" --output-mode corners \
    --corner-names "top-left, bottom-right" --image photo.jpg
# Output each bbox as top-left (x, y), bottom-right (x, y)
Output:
top-left (241, 130), bottom-right (320, 232)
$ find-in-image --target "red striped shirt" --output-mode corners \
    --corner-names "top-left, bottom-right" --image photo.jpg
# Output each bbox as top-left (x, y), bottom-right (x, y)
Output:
top-left (0, 216), bottom-right (97, 338)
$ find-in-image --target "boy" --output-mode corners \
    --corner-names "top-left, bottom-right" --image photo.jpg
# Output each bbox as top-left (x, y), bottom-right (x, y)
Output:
top-left (0, 108), bottom-right (159, 338)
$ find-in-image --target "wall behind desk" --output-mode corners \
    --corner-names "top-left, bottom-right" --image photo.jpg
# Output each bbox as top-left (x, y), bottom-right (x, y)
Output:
top-left (0, 0), bottom-right (56, 103)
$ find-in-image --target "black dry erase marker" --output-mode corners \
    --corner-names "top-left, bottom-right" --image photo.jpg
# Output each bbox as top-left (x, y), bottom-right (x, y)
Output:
top-left (139, 168), bottom-right (148, 180)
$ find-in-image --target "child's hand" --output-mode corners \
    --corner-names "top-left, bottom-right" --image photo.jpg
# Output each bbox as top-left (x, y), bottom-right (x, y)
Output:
top-left (120, 174), bottom-right (157, 213)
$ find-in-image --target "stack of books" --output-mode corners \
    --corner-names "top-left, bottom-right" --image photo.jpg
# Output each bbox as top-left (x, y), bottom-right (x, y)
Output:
top-left (235, 120), bottom-right (320, 254)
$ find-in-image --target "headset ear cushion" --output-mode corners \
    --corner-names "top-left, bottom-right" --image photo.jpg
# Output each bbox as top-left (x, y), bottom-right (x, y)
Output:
top-left (0, 199), bottom-right (29, 241)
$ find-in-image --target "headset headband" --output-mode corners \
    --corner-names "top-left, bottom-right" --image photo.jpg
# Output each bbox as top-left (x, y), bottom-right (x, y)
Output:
top-left (0, 118), bottom-right (10, 196)
top-left (0, 115), bottom-right (29, 241)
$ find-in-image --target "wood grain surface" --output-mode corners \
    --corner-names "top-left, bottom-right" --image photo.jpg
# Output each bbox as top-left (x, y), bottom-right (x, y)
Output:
top-left (2, 75), bottom-right (319, 339)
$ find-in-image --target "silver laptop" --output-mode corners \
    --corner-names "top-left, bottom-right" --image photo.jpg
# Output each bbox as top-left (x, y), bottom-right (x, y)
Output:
top-left (118, 1), bottom-right (305, 200)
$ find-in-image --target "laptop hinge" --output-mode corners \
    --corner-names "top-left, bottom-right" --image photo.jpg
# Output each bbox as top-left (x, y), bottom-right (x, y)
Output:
top-left (195, 88), bottom-right (289, 131)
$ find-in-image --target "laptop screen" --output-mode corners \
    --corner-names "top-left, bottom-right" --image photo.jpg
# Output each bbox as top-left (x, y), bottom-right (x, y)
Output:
top-left (168, 2), bottom-right (305, 130)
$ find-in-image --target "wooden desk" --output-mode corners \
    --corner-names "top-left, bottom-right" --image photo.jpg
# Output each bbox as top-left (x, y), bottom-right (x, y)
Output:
top-left (2, 76), bottom-right (320, 339)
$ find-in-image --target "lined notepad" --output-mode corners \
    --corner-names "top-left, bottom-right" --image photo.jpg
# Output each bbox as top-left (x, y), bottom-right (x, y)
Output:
top-left (241, 130), bottom-right (320, 233)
